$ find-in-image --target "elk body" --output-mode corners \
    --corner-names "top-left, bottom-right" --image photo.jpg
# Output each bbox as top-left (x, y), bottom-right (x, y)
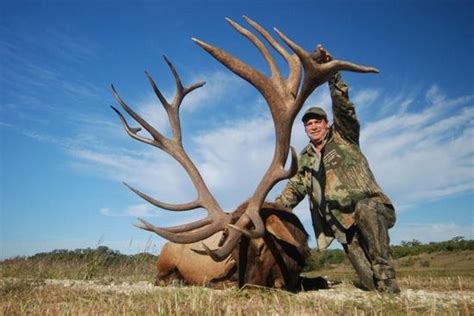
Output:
top-left (111, 17), bottom-right (378, 290)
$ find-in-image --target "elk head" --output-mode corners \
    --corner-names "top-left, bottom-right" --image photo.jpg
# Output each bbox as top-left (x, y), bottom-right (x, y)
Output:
top-left (111, 17), bottom-right (378, 261)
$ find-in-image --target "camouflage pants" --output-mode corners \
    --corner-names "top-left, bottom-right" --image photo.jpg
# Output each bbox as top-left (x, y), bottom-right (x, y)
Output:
top-left (343, 199), bottom-right (396, 291)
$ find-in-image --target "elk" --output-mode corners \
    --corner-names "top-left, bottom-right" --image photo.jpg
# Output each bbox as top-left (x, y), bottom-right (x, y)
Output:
top-left (111, 17), bottom-right (378, 290)
top-left (154, 202), bottom-right (320, 291)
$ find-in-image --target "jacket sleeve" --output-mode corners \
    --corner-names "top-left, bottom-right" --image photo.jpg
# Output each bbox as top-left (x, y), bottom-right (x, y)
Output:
top-left (329, 72), bottom-right (360, 145)
top-left (275, 157), bottom-right (308, 210)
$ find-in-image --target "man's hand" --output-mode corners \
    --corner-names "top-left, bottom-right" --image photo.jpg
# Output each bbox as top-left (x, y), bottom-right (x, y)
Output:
top-left (312, 44), bottom-right (333, 64)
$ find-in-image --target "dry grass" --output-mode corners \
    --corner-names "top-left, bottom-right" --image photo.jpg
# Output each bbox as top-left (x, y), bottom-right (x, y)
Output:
top-left (0, 251), bottom-right (156, 282)
top-left (308, 250), bottom-right (474, 289)
top-left (0, 278), bottom-right (472, 315)
top-left (1, 250), bottom-right (473, 315)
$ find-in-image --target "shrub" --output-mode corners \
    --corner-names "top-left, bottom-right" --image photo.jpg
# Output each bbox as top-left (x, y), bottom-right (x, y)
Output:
top-left (399, 256), bottom-right (417, 267)
top-left (391, 237), bottom-right (474, 259)
top-left (303, 249), bottom-right (345, 272)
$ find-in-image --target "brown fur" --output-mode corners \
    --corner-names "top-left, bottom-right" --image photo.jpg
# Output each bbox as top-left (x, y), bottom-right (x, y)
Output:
top-left (156, 232), bottom-right (236, 286)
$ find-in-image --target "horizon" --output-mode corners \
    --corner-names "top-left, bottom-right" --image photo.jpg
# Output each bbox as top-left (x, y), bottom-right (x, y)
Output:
top-left (1, 0), bottom-right (473, 259)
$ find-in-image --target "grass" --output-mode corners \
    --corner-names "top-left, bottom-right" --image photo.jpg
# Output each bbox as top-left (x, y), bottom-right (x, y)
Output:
top-left (1, 278), bottom-right (471, 315)
top-left (305, 250), bottom-right (474, 292)
top-left (0, 247), bottom-right (157, 282)
top-left (1, 241), bottom-right (473, 315)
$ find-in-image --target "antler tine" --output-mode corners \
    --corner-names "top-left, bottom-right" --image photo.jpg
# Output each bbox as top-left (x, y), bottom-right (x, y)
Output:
top-left (243, 16), bottom-right (290, 61)
top-left (162, 55), bottom-right (206, 104)
top-left (113, 57), bottom-right (230, 244)
top-left (273, 28), bottom-right (308, 67)
top-left (325, 59), bottom-right (379, 74)
top-left (135, 218), bottom-right (225, 244)
top-left (281, 146), bottom-right (298, 179)
top-left (192, 37), bottom-right (271, 97)
top-left (110, 106), bottom-right (153, 146)
top-left (111, 85), bottom-right (168, 148)
top-left (192, 241), bottom-right (231, 261)
top-left (225, 17), bottom-right (282, 86)
top-left (145, 61), bottom-right (205, 144)
top-left (273, 27), bottom-right (379, 106)
top-left (123, 182), bottom-right (201, 211)
top-left (136, 217), bottom-right (212, 233)
top-left (145, 66), bottom-right (183, 144)
top-left (145, 70), bottom-right (170, 108)
top-left (163, 55), bottom-right (184, 94)
top-left (243, 16), bottom-right (302, 97)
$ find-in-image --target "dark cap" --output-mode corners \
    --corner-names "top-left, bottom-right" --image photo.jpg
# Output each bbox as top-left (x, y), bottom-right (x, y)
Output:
top-left (301, 107), bottom-right (327, 122)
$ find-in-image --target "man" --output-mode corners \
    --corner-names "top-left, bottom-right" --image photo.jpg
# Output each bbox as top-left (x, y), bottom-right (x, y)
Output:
top-left (275, 46), bottom-right (400, 293)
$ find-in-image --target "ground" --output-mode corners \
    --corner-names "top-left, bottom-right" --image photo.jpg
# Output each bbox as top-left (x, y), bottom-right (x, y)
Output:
top-left (1, 277), bottom-right (472, 315)
top-left (1, 249), bottom-right (473, 315)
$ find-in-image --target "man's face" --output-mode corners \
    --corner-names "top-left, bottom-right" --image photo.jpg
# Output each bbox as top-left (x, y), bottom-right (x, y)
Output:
top-left (304, 117), bottom-right (329, 144)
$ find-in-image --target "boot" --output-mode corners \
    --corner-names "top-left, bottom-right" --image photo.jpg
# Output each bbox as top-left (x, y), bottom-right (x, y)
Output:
top-left (376, 278), bottom-right (400, 294)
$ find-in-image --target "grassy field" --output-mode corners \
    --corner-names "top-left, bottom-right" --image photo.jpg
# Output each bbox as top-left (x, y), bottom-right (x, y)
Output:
top-left (1, 243), bottom-right (473, 315)
top-left (308, 250), bottom-right (474, 287)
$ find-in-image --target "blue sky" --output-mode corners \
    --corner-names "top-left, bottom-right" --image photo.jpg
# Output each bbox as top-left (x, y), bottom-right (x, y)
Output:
top-left (1, 0), bottom-right (473, 259)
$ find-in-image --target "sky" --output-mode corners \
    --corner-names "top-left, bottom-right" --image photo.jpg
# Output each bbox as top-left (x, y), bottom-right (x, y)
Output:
top-left (1, 0), bottom-right (473, 259)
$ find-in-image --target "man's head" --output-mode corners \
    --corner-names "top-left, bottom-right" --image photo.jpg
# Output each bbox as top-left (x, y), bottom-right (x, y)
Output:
top-left (302, 107), bottom-right (329, 145)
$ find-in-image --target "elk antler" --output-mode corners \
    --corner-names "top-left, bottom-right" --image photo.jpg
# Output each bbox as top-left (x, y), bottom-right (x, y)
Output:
top-left (111, 56), bottom-right (230, 244)
top-left (192, 16), bottom-right (378, 260)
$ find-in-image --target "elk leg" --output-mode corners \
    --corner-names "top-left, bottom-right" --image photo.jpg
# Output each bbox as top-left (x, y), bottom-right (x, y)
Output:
top-left (263, 233), bottom-right (292, 290)
top-left (155, 267), bottom-right (184, 286)
top-left (238, 236), bottom-right (250, 288)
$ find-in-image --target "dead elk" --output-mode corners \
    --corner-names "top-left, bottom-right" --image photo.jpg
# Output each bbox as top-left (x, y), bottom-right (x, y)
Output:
top-left (156, 202), bottom-right (327, 291)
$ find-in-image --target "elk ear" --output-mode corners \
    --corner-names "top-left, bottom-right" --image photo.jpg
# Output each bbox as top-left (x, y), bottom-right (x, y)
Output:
top-left (265, 215), bottom-right (301, 248)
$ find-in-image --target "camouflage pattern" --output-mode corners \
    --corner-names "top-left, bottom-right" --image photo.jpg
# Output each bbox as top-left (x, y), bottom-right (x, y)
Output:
top-left (275, 141), bottom-right (336, 249)
top-left (275, 72), bottom-right (399, 293)
top-left (324, 73), bottom-right (393, 231)
top-left (348, 199), bottom-right (398, 292)
top-left (276, 72), bottom-right (394, 248)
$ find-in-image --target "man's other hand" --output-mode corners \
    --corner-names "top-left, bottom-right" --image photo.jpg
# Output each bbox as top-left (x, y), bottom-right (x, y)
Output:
top-left (312, 44), bottom-right (333, 64)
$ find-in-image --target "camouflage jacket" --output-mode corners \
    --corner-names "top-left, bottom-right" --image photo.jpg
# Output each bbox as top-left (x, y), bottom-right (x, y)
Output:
top-left (276, 72), bottom-right (393, 249)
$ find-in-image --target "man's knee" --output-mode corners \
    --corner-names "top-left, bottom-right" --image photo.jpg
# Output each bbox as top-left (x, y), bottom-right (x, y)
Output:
top-left (355, 199), bottom-right (395, 229)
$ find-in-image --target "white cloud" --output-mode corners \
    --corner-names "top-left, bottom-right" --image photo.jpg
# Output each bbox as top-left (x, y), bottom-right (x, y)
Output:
top-left (68, 147), bottom-right (196, 203)
top-left (61, 80), bottom-right (99, 99)
top-left (100, 203), bottom-right (163, 217)
top-left (360, 86), bottom-right (474, 209)
top-left (391, 222), bottom-right (474, 244)
top-left (192, 114), bottom-right (277, 209)
top-left (425, 85), bottom-right (444, 105)
top-left (352, 88), bottom-right (379, 108)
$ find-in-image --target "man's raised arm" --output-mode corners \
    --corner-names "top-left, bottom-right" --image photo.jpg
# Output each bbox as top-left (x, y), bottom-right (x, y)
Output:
top-left (313, 45), bottom-right (360, 145)
top-left (329, 72), bottom-right (360, 145)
